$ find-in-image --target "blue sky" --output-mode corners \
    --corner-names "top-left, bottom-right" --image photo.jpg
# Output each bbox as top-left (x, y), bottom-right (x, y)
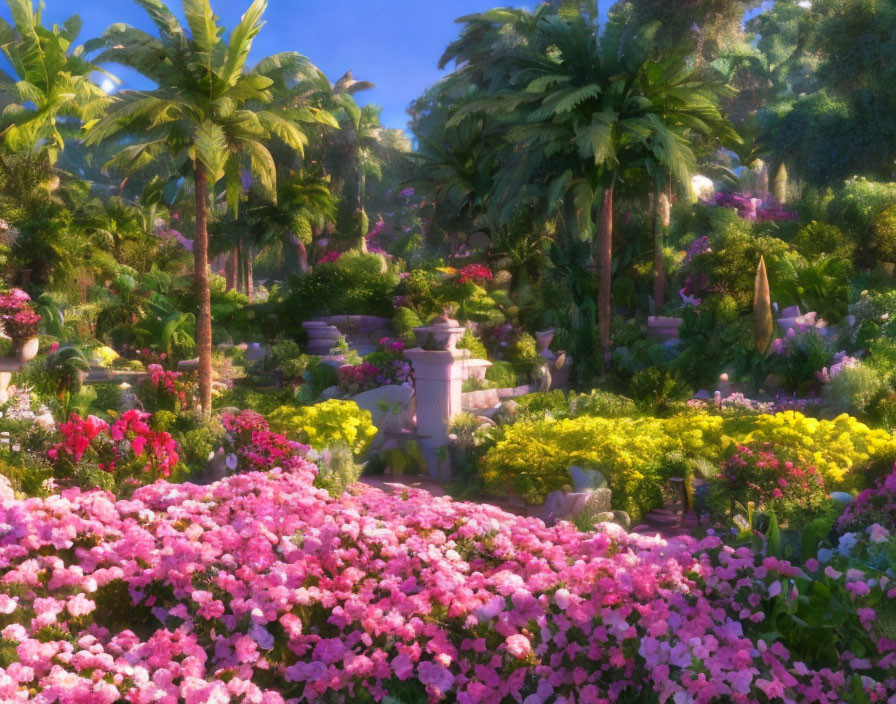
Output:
top-left (4, 0), bottom-right (539, 131)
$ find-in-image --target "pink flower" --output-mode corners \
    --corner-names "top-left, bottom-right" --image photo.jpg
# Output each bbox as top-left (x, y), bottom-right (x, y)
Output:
top-left (506, 634), bottom-right (532, 659)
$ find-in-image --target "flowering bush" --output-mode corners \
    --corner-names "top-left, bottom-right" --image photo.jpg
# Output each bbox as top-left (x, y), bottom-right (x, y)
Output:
top-left (0, 466), bottom-right (894, 703)
top-left (221, 410), bottom-right (310, 475)
top-left (337, 362), bottom-right (382, 394)
top-left (0, 288), bottom-right (40, 343)
top-left (840, 465), bottom-right (896, 535)
top-left (138, 364), bottom-right (194, 412)
top-left (338, 339), bottom-right (412, 394)
top-left (482, 410), bottom-right (896, 516)
top-left (687, 391), bottom-right (822, 415)
top-left (715, 191), bottom-right (797, 221)
top-left (456, 263), bottom-right (493, 284)
top-left (46, 410), bottom-right (180, 490)
top-left (713, 444), bottom-right (828, 527)
top-left (769, 315), bottom-right (834, 391)
top-left (267, 400), bottom-right (378, 457)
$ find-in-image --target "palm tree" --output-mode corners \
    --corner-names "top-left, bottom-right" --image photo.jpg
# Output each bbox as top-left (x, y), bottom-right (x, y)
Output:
top-left (0, 0), bottom-right (111, 164)
top-left (85, 0), bottom-right (315, 413)
top-left (451, 12), bottom-right (737, 360)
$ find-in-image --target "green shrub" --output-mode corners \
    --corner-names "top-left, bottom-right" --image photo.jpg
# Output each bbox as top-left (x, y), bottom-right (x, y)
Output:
top-left (792, 221), bottom-right (855, 263)
top-left (485, 361), bottom-right (518, 389)
top-left (277, 252), bottom-right (399, 334)
top-left (827, 177), bottom-right (896, 266)
top-left (313, 443), bottom-right (363, 497)
top-left (821, 363), bottom-right (883, 416)
top-left (685, 207), bottom-right (793, 309)
top-left (872, 205), bottom-right (896, 262)
top-left (630, 367), bottom-right (693, 414)
top-left (507, 333), bottom-right (540, 371)
top-left (454, 331), bottom-right (486, 362)
top-left (393, 307), bottom-right (423, 346)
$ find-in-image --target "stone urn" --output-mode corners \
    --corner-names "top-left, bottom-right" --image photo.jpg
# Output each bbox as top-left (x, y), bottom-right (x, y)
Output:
top-left (413, 316), bottom-right (466, 351)
top-left (536, 329), bottom-right (556, 361)
top-left (0, 337), bottom-right (40, 404)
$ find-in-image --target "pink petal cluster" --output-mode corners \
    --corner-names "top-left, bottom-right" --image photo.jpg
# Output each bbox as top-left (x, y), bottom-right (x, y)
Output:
top-left (47, 410), bottom-right (180, 478)
top-left (142, 364), bottom-right (190, 409)
top-left (221, 410), bottom-right (310, 473)
top-left (1, 459), bottom-right (894, 702)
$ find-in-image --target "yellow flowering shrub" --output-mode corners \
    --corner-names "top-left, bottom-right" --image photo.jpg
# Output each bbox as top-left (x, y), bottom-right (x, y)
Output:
top-left (481, 410), bottom-right (896, 520)
top-left (92, 346), bottom-right (119, 367)
top-left (267, 400), bottom-right (378, 457)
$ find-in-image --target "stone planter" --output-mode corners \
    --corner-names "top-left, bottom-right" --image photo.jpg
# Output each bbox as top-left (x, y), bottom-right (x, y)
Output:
top-left (462, 357), bottom-right (492, 383)
top-left (312, 315), bottom-right (393, 356)
top-left (536, 329), bottom-right (556, 361)
top-left (303, 322), bottom-right (343, 356)
top-left (543, 487), bottom-right (612, 522)
top-left (647, 316), bottom-right (682, 342)
top-left (412, 318), bottom-right (466, 351)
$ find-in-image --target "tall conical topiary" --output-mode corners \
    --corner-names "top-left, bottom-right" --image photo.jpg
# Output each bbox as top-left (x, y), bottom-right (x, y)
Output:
top-left (754, 255), bottom-right (774, 354)
top-left (773, 163), bottom-right (788, 204)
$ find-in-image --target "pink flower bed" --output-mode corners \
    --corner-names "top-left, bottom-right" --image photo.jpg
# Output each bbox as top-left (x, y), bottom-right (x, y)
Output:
top-left (0, 462), bottom-right (893, 703)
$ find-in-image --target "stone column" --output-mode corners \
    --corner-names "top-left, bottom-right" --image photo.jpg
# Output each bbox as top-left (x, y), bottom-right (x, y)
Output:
top-left (404, 346), bottom-right (469, 481)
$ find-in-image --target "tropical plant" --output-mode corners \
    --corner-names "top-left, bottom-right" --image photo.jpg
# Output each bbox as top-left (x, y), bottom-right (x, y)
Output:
top-left (445, 9), bottom-right (738, 359)
top-left (0, 0), bottom-right (111, 162)
top-left (85, 0), bottom-right (327, 413)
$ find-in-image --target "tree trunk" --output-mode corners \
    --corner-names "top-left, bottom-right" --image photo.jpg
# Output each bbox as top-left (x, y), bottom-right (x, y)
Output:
top-left (225, 249), bottom-right (236, 291)
top-left (597, 183), bottom-right (614, 367)
top-left (653, 180), bottom-right (671, 309)
top-left (246, 246), bottom-right (254, 301)
top-left (295, 237), bottom-right (310, 273)
top-left (193, 165), bottom-right (213, 415)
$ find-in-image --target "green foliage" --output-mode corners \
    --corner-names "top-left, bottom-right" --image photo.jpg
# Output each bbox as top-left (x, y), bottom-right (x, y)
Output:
top-left (393, 307), bottom-right (423, 347)
top-left (277, 253), bottom-right (399, 335)
top-left (769, 252), bottom-right (850, 322)
top-left (629, 367), bottom-right (693, 415)
top-left (485, 360), bottom-right (518, 390)
top-left (792, 221), bottom-right (855, 263)
top-left (686, 207), bottom-right (793, 308)
top-left (872, 205), bottom-right (896, 263)
top-left (822, 363), bottom-right (884, 417)
top-left (313, 443), bottom-right (363, 497)
top-left (270, 340), bottom-right (309, 381)
top-left (506, 333), bottom-right (539, 372)
top-left (456, 330), bottom-right (488, 361)
top-left (167, 414), bottom-right (225, 478)
top-left (828, 178), bottom-right (896, 266)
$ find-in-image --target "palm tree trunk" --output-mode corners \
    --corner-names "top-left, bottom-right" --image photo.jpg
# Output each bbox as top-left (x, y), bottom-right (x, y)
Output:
top-left (246, 247), bottom-right (254, 301)
top-left (653, 180), bottom-right (671, 309)
top-left (193, 165), bottom-right (213, 415)
top-left (225, 249), bottom-right (236, 291)
top-left (295, 237), bottom-right (310, 273)
top-left (598, 182), bottom-right (614, 367)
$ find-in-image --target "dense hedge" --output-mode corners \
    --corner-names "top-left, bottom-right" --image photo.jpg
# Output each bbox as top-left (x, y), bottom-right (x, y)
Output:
top-left (481, 411), bottom-right (896, 519)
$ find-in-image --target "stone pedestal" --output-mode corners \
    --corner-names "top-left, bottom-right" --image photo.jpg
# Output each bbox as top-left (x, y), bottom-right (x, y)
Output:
top-left (404, 346), bottom-right (469, 481)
